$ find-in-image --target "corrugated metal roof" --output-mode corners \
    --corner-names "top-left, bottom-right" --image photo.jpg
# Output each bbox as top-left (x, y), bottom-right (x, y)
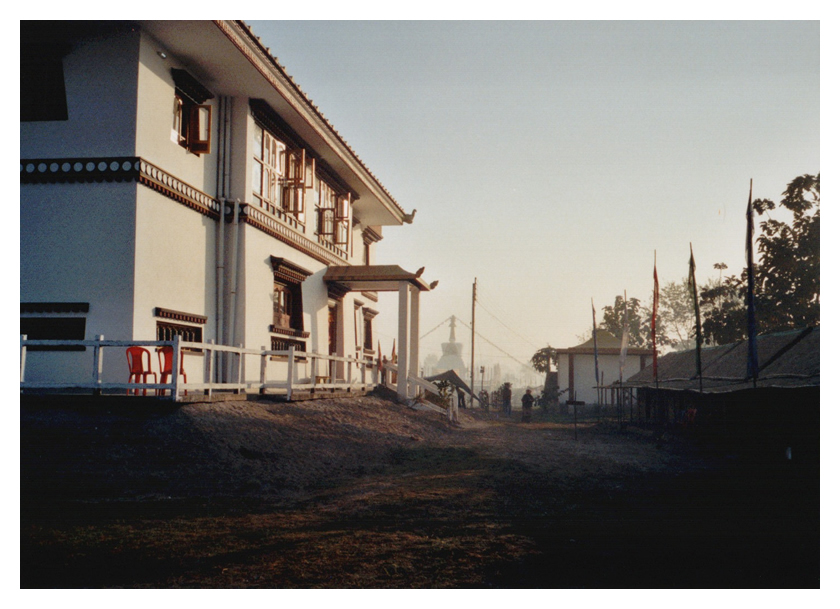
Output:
top-left (624, 327), bottom-right (819, 393)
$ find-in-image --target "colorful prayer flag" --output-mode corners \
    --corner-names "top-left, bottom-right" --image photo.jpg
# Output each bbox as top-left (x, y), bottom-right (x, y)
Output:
top-left (688, 244), bottom-right (703, 389)
top-left (746, 179), bottom-right (759, 382)
top-left (592, 298), bottom-right (600, 390)
top-left (652, 255), bottom-right (659, 380)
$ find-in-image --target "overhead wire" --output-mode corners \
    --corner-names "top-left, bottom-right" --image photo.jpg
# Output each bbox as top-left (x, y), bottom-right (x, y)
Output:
top-left (454, 316), bottom-right (531, 368)
top-left (475, 298), bottom-right (541, 350)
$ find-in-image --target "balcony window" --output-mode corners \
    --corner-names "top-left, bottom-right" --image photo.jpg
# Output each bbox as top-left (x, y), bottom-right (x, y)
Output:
top-left (316, 180), bottom-right (351, 249)
top-left (253, 124), bottom-right (311, 227)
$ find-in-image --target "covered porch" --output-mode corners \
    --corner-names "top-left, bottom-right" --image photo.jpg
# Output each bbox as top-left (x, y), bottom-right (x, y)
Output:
top-left (323, 265), bottom-right (436, 401)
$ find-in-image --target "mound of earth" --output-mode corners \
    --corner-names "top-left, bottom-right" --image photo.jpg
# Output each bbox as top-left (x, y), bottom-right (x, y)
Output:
top-left (20, 395), bottom-right (819, 588)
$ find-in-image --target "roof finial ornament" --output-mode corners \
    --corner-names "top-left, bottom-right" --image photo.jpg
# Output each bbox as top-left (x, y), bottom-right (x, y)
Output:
top-left (404, 209), bottom-right (417, 224)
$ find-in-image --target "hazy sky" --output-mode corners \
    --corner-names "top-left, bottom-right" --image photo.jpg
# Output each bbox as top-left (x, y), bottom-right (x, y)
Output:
top-left (248, 20), bottom-right (820, 378)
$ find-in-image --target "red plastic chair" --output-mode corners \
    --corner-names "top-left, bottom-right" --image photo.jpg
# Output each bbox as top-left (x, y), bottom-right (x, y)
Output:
top-left (156, 346), bottom-right (187, 396)
top-left (126, 347), bottom-right (157, 395)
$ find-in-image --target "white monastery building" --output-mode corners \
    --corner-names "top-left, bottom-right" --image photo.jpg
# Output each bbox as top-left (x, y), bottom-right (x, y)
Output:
top-left (20, 21), bottom-right (433, 397)
top-left (553, 330), bottom-right (653, 405)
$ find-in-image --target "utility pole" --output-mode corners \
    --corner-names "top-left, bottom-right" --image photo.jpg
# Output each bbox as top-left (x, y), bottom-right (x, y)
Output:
top-left (470, 278), bottom-right (476, 408)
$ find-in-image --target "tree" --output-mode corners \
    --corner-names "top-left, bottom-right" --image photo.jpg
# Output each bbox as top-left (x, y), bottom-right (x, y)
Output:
top-left (699, 271), bottom-right (747, 345)
top-left (530, 346), bottom-right (558, 374)
top-left (657, 279), bottom-right (695, 351)
top-left (600, 295), bottom-right (652, 348)
top-left (753, 173), bottom-right (820, 330)
top-left (694, 174), bottom-right (819, 345)
top-left (698, 174), bottom-right (820, 344)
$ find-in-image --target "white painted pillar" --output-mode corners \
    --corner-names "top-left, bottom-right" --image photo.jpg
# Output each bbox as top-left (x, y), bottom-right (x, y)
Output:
top-left (397, 281), bottom-right (409, 399)
top-left (409, 285), bottom-right (420, 396)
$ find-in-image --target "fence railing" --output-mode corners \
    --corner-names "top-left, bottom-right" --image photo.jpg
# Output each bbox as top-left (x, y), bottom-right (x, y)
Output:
top-left (20, 335), bottom-right (377, 402)
top-left (379, 362), bottom-right (456, 420)
top-left (379, 362), bottom-right (439, 398)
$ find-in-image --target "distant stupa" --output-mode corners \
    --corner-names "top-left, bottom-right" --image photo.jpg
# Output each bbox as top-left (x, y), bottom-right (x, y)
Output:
top-left (434, 316), bottom-right (468, 379)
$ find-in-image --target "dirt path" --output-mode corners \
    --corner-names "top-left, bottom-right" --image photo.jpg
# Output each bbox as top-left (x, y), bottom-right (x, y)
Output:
top-left (20, 396), bottom-right (818, 588)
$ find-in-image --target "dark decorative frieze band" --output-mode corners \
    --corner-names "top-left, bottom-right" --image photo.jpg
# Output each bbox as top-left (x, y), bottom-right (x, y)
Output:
top-left (21, 157), bottom-right (140, 183)
top-left (21, 157), bottom-right (220, 219)
top-left (154, 307), bottom-right (208, 325)
top-left (137, 159), bottom-right (220, 218)
top-left (21, 302), bottom-right (89, 314)
top-left (269, 256), bottom-right (313, 284)
top-left (269, 325), bottom-right (310, 339)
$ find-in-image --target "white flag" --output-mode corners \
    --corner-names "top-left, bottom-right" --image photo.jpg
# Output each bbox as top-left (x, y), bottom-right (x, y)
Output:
top-left (619, 290), bottom-right (629, 380)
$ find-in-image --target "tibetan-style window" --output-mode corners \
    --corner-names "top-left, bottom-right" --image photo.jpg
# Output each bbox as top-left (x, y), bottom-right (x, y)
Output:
top-left (363, 308), bottom-right (377, 352)
top-left (156, 321), bottom-right (202, 343)
top-left (316, 179), bottom-right (351, 249)
top-left (253, 123), bottom-right (313, 228)
top-left (273, 282), bottom-right (298, 330)
top-left (154, 308), bottom-right (206, 351)
top-left (354, 301), bottom-right (364, 354)
top-left (269, 256), bottom-right (312, 342)
top-left (171, 69), bottom-right (213, 155)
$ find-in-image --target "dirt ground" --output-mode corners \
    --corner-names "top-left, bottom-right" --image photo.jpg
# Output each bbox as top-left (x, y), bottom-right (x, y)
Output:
top-left (20, 393), bottom-right (819, 588)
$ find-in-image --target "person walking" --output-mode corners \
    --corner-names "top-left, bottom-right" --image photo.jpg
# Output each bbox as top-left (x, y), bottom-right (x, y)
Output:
top-left (502, 382), bottom-right (512, 417)
top-left (521, 389), bottom-right (534, 423)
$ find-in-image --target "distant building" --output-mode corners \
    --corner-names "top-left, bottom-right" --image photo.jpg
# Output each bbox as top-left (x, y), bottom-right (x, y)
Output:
top-left (550, 330), bottom-right (653, 404)
top-left (428, 316), bottom-right (468, 380)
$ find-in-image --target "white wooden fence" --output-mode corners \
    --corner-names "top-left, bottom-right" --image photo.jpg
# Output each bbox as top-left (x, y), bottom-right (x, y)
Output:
top-left (20, 335), bottom-right (378, 402)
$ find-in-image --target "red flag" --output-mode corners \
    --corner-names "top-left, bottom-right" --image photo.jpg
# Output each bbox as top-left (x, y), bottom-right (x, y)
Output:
top-left (652, 255), bottom-right (659, 380)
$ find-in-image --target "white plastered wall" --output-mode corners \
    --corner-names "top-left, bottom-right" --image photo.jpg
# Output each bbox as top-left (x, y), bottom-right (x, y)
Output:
top-left (132, 187), bottom-right (218, 382)
top-left (556, 352), bottom-right (645, 404)
top-left (234, 224), bottom-right (333, 383)
top-left (135, 31), bottom-right (219, 194)
top-left (20, 182), bottom-right (138, 383)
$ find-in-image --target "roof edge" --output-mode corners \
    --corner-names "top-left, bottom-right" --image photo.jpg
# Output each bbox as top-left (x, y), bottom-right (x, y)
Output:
top-left (226, 20), bottom-right (410, 223)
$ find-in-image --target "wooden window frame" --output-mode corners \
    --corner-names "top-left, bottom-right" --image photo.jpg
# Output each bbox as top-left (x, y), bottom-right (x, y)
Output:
top-left (173, 93), bottom-right (212, 155)
top-left (253, 123), bottom-right (311, 226)
top-left (155, 320), bottom-right (203, 353)
top-left (171, 69), bottom-right (213, 156)
top-left (362, 307), bottom-right (377, 353)
top-left (316, 180), bottom-right (352, 248)
top-left (273, 282), bottom-right (300, 331)
top-left (269, 257), bottom-right (312, 344)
